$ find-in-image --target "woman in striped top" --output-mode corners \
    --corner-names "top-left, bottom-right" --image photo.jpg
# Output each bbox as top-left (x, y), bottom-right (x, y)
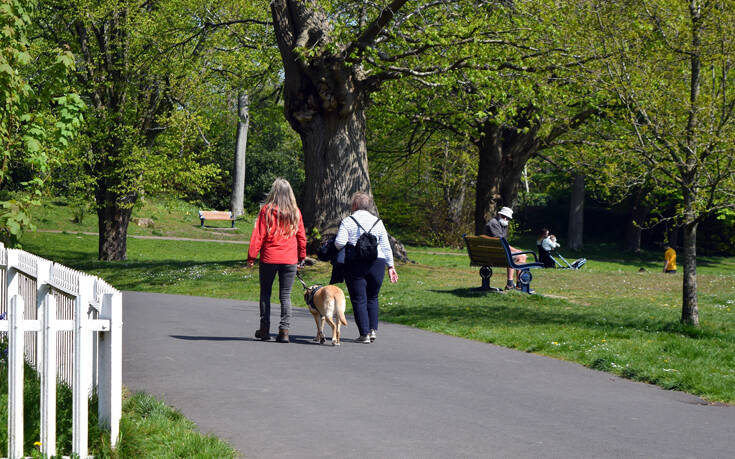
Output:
top-left (335, 192), bottom-right (398, 343)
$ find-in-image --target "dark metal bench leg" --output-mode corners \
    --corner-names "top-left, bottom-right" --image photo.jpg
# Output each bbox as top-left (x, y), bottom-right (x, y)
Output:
top-left (518, 269), bottom-right (534, 294)
top-left (480, 266), bottom-right (492, 289)
top-left (473, 266), bottom-right (501, 292)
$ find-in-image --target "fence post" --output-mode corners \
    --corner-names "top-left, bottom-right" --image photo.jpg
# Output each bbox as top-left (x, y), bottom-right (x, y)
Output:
top-left (35, 260), bottom-right (52, 374)
top-left (41, 294), bottom-right (58, 458)
top-left (98, 292), bottom-right (122, 448)
top-left (8, 295), bottom-right (25, 459)
top-left (72, 275), bottom-right (94, 457)
top-left (0, 242), bottom-right (6, 316)
top-left (6, 250), bottom-right (19, 309)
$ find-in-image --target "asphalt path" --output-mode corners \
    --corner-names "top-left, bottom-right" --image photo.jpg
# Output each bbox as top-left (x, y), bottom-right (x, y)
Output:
top-left (122, 291), bottom-right (735, 459)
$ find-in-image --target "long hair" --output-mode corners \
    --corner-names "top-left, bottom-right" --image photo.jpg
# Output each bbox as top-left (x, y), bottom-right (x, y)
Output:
top-left (262, 178), bottom-right (300, 237)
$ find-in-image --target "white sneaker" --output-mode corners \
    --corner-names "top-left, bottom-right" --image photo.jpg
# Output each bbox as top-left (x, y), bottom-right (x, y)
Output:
top-left (355, 335), bottom-right (371, 344)
top-left (369, 329), bottom-right (376, 342)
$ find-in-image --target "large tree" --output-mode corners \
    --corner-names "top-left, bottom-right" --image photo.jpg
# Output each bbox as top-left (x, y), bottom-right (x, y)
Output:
top-left (41, 0), bottom-right (267, 260)
top-left (366, 1), bottom-right (608, 234)
top-left (593, 0), bottom-right (735, 326)
top-left (270, 0), bottom-right (513, 235)
top-left (163, 1), bottom-right (278, 217)
top-left (41, 1), bottom-right (178, 259)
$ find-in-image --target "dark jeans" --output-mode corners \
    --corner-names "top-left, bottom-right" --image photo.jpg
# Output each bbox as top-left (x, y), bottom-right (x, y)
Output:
top-left (345, 258), bottom-right (386, 336)
top-left (259, 263), bottom-right (297, 331)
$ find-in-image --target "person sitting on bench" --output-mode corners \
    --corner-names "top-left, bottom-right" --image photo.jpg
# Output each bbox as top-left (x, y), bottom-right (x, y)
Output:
top-left (484, 207), bottom-right (527, 290)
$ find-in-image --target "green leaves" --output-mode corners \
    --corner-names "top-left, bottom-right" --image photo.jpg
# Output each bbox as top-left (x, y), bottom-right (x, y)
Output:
top-left (1, 0), bottom-right (85, 246)
top-left (0, 197), bottom-right (34, 247)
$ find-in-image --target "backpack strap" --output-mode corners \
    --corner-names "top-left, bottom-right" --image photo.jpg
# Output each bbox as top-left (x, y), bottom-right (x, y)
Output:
top-left (368, 218), bottom-right (380, 233)
top-left (349, 215), bottom-right (365, 233)
top-left (350, 215), bottom-right (380, 234)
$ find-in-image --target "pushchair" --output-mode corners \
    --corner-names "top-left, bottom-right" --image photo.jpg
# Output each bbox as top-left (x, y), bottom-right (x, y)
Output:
top-left (538, 245), bottom-right (586, 270)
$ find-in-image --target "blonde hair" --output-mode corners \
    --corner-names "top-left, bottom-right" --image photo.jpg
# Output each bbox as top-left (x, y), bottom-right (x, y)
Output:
top-left (262, 178), bottom-right (300, 237)
top-left (351, 192), bottom-right (373, 212)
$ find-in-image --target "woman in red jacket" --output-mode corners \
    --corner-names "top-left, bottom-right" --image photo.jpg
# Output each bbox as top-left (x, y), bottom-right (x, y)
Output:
top-left (248, 178), bottom-right (306, 343)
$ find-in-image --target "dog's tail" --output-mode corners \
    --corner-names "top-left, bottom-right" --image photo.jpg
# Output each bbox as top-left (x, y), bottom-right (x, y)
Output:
top-left (335, 294), bottom-right (348, 326)
top-left (337, 307), bottom-right (348, 326)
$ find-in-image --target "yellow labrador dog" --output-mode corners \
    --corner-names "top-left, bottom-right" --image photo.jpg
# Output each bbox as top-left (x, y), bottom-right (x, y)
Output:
top-left (304, 285), bottom-right (348, 346)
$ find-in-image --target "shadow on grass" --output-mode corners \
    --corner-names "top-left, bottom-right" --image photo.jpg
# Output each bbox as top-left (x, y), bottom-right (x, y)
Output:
top-left (32, 249), bottom-right (245, 273)
top-left (36, 254), bottom-right (250, 291)
top-left (401, 288), bottom-right (728, 341)
top-left (437, 288), bottom-right (504, 298)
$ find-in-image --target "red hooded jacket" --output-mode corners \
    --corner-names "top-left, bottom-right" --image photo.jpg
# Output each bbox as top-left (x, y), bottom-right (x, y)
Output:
top-left (248, 205), bottom-right (306, 264)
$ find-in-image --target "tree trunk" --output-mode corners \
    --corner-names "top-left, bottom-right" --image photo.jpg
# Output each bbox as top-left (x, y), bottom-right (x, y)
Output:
top-left (680, 220), bottom-right (699, 326)
top-left (680, 185), bottom-right (700, 325)
top-left (300, 110), bottom-right (372, 234)
top-left (474, 122), bottom-right (539, 234)
top-left (679, 1), bottom-right (701, 327)
top-left (624, 187), bottom-right (652, 252)
top-left (230, 91), bottom-right (249, 217)
top-left (96, 189), bottom-right (133, 261)
top-left (567, 172), bottom-right (584, 251)
top-left (443, 140), bottom-right (466, 226)
top-left (271, 0), bottom-right (373, 235)
top-left (270, 0), bottom-right (411, 262)
top-left (624, 220), bottom-right (643, 253)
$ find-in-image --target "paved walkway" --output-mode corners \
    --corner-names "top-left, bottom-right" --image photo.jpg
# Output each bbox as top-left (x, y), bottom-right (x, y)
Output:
top-left (122, 291), bottom-right (735, 459)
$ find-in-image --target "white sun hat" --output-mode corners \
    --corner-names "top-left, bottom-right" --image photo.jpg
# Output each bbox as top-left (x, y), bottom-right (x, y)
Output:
top-left (497, 207), bottom-right (513, 220)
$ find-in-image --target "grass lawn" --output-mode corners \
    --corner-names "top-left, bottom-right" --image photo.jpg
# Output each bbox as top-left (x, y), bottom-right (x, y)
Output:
top-left (19, 227), bottom-right (735, 404)
top-left (0, 356), bottom-right (238, 458)
top-left (32, 196), bottom-right (254, 242)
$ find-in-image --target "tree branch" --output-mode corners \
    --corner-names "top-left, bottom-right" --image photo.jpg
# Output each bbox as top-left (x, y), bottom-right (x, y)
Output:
top-left (343, 0), bottom-right (410, 60)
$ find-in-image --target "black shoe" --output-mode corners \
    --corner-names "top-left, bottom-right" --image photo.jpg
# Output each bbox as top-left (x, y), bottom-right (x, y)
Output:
top-left (276, 329), bottom-right (290, 343)
top-left (255, 328), bottom-right (270, 341)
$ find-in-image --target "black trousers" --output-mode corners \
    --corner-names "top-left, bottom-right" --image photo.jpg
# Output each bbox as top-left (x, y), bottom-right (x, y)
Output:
top-left (258, 263), bottom-right (297, 331)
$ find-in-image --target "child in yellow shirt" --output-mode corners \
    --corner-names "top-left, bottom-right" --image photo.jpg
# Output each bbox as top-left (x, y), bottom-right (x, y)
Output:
top-left (663, 246), bottom-right (677, 273)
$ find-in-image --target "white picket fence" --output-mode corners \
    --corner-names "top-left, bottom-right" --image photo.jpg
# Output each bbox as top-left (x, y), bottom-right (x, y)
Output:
top-left (0, 243), bottom-right (122, 459)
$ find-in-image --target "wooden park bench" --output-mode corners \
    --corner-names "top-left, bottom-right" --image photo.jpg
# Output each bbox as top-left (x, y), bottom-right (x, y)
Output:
top-left (198, 210), bottom-right (235, 228)
top-left (463, 235), bottom-right (545, 294)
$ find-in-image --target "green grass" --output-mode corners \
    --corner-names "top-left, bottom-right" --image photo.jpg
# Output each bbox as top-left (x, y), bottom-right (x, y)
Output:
top-left (19, 198), bottom-right (735, 404)
top-left (108, 392), bottom-right (238, 458)
top-left (19, 229), bottom-right (735, 404)
top-left (32, 196), bottom-right (254, 242)
top-left (0, 354), bottom-right (238, 458)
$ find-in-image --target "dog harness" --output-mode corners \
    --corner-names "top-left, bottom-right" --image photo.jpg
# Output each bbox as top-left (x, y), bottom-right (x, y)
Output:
top-left (305, 285), bottom-right (323, 308)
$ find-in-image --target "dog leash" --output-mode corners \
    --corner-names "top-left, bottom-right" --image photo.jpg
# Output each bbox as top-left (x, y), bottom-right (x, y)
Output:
top-left (295, 270), bottom-right (308, 290)
top-left (296, 270), bottom-right (323, 307)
